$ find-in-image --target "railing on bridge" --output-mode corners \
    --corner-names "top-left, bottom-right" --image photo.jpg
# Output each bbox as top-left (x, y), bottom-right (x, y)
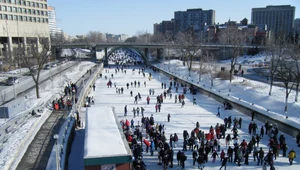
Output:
top-left (52, 42), bottom-right (265, 49)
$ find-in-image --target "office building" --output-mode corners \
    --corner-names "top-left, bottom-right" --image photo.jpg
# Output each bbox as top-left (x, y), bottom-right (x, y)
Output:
top-left (251, 5), bottom-right (295, 36)
top-left (48, 6), bottom-right (58, 37)
top-left (174, 8), bottom-right (215, 33)
top-left (0, 0), bottom-right (50, 62)
top-left (295, 18), bottom-right (300, 34)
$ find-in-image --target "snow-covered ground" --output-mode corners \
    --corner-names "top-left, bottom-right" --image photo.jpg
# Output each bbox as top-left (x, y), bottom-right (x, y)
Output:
top-left (2, 52), bottom-right (300, 170)
top-left (158, 54), bottom-right (300, 125)
top-left (0, 61), bottom-right (96, 170)
top-left (67, 60), bottom-right (300, 170)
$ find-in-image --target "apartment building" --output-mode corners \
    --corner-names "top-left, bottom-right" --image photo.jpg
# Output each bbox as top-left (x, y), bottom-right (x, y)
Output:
top-left (174, 8), bottom-right (215, 33)
top-left (252, 5), bottom-right (295, 36)
top-left (0, 0), bottom-right (50, 63)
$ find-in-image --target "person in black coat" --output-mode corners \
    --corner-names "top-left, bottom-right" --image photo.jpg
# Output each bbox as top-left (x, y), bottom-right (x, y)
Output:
top-left (177, 150), bottom-right (181, 167)
top-left (192, 150), bottom-right (198, 166)
top-left (219, 157), bottom-right (228, 170)
top-left (168, 148), bottom-right (174, 168)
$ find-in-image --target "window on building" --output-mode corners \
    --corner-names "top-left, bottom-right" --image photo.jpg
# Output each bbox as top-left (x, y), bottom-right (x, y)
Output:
top-left (22, 0), bottom-right (26, 6)
top-left (41, 18), bottom-right (44, 22)
top-left (37, 10), bottom-right (40, 15)
top-left (8, 14), bottom-right (12, 20)
top-left (11, 0), bottom-right (16, 4)
top-left (18, 15), bottom-right (22, 21)
top-left (33, 17), bottom-right (36, 22)
top-left (36, 3), bottom-right (39, 8)
top-left (17, 0), bottom-right (21, 5)
top-left (44, 4), bottom-right (47, 9)
top-left (32, 9), bottom-right (35, 14)
top-left (22, 8), bottom-right (26, 13)
top-left (45, 18), bottom-right (48, 23)
top-left (13, 15), bottom-right (17, 20)
top-left (23, 16), bottom-right (27, 21)
top-left (0, 14), bottom-right (2, 20)
top-left (7, 6), bottom-right (11, 12)
top-left (37, 17), bottom-right (40, 22)
top-left (1, 5), bottom-right (6, 11)
top-left (27, 9), bottom-right (31, 14)
top-left (12, 7), bottom-right (16, 12)
top-left (45, 11), bottom-right (47, 16)
top-left (3, 14), bottom-right (7, 20)
top-left (26, 1), bottom-right (30, 6)
top-left (18, 7), bottom-right (21, 13)
top-left (31, 2), bottom-right (34, 7)
top-left (28, 16), bottom-right (32, 22)
top-left (40, 10), bottom-right (44, 15)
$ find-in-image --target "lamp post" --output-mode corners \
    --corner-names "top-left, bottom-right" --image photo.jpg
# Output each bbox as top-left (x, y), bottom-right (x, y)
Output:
top-left (53, 134), bottom-right (60, 170)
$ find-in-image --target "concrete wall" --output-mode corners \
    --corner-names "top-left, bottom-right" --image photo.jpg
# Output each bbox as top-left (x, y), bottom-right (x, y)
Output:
top-left (153, 65), bottom-right (300, 138)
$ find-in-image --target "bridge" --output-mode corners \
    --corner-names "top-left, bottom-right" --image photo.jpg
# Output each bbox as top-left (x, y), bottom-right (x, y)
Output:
top-left (52, 42), bottom-right (265, 64)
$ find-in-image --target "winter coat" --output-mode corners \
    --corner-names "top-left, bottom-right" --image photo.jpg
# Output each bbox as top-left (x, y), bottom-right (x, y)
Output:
top-left (288, 150), bottom-right (296, 159)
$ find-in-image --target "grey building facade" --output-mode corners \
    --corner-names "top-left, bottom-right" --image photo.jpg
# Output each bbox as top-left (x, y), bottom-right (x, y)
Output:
top-left (174, 8), bottom-right (215, 33)
top-left (251, 5), bottom-right (295, 36)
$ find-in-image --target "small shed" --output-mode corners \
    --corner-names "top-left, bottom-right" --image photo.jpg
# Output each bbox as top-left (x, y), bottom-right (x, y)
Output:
top-left (84, 106), bottom-right (132, 170)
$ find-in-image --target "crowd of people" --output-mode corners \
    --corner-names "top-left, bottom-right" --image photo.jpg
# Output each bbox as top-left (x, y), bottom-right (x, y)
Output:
top-left (97, 62), bottom-right (299, 170)
top-left (109, 49), bottom-right (144, 65)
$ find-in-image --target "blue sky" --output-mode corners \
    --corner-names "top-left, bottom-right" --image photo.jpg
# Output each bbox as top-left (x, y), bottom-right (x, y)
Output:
top-left (48, 0), bottom-right (299, 37)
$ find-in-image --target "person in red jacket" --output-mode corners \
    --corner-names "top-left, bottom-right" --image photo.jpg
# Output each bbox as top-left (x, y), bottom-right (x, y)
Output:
top-left (220, 150), bottom-right (226, 162)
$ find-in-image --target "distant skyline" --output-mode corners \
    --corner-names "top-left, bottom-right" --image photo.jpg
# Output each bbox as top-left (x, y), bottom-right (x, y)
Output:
top-left (48, 0), bottom-right (299, 37)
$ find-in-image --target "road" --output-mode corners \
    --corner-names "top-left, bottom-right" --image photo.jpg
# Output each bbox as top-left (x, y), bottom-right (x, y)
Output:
top-left (0, 62), bottom-right (77, 106)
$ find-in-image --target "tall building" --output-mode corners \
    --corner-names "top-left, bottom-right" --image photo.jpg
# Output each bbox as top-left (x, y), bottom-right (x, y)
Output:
top-left (48, 6), bottom-right (57, 37)
top-left (174, 8), bottom-right (215, 33)
top-left (295, 18), bottom-right (300, 34)
top-left (153, 19), bottom-right (174, 35)
top-left (251, 5), bottom-right (295, 36)
top-left (153, 23), bottom-right (161, 35)
top-left (0, 0), bottom-right (50, 62)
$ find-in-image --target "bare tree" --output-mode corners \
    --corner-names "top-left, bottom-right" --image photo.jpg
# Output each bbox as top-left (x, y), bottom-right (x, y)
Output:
top-left (275, 58), bottom-right (294, 112)
top-left (203, 51), bottom-right (217, 87)
top-left (287, 44), bottom-right (300, 102)
top-left (22, 36), bottom-right (51, 98)
top-left (266, 33), bottom-right (286, 96)
top-left (176, 30), bottom-right (202, 76)
top-left (219, 26), bottom-right (246, 91)
top-left (86, 31), bottom-right (105, 45)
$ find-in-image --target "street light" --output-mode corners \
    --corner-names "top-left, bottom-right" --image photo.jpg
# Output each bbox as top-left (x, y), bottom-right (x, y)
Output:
top-left (53, 134), bottom-right (60, 170)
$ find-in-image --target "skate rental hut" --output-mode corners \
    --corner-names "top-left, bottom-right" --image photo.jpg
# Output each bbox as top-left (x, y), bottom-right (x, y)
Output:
top-left (84, 106), bottom-right (132, 170)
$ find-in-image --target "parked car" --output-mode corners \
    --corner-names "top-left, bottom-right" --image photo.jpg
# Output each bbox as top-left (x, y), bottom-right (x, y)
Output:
top-left (6, 77), bottom-right (19, 85)
top-left (44, 64), bottom-right (50, 70)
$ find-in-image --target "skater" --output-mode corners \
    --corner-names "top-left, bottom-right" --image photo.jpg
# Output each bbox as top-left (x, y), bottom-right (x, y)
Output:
top-left (141, 107), bottom-right (145, 117)
top-left (167, 114), bottom-right (171, 122)
top-left (217, 107), bottom-right (221, 117)
top-left (193, 96), bottom-right (197, 105)
top-left (181, 100), bottom-right (185, 108)
top-left (219, 157), bottom-right (228, 170)
top-left (288, 148), bottom-right (296, 165)
top-left (124, 105), bottom-right (127, 116)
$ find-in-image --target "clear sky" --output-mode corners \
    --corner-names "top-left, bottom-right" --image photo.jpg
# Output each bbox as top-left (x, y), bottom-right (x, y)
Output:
top-left (48, 0), bottom-right (299, 37)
